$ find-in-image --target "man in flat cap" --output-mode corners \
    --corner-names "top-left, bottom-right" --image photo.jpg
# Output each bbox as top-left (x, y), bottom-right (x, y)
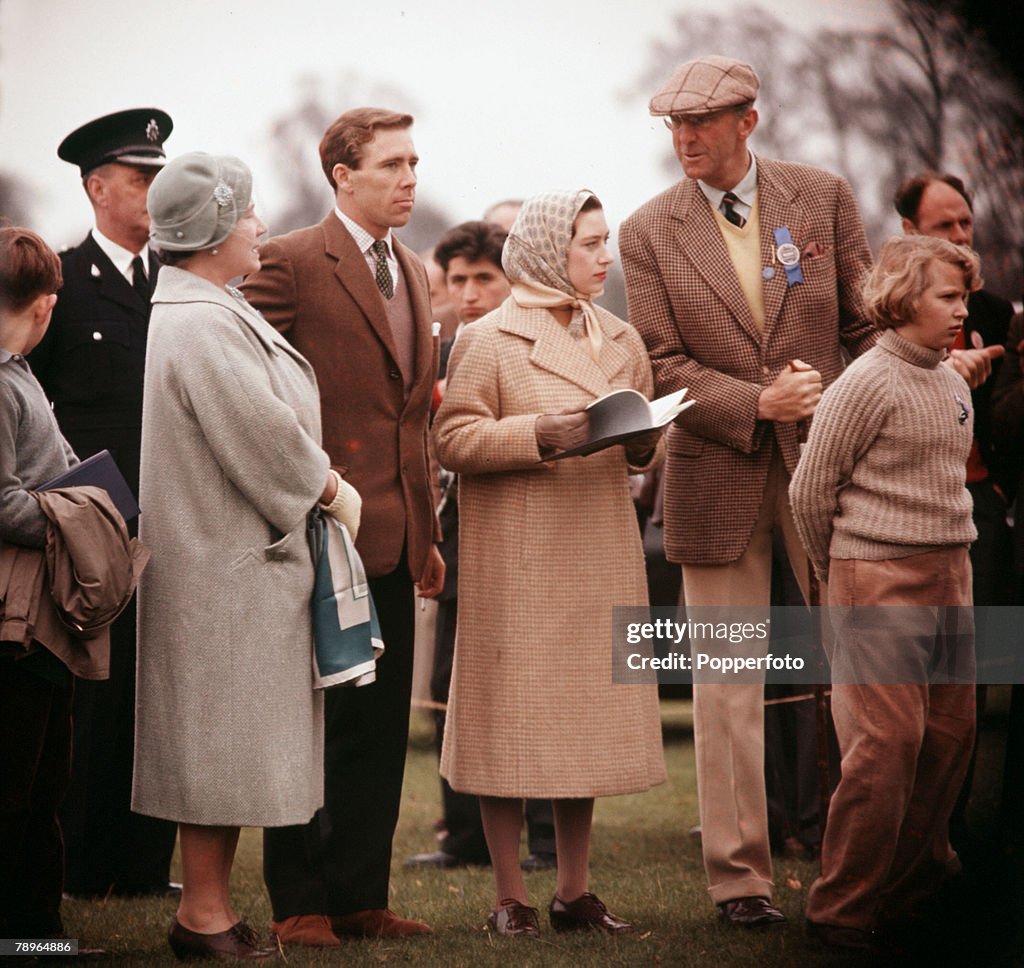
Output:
top-left (619, 56), bottom-right (877, 928)
top-left (29, 107), bottom-right (178, 900)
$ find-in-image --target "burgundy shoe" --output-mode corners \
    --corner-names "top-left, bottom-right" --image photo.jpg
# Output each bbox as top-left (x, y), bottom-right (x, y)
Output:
top-left (549, 892), bottom-right (632, 933)
top-left (168, 918), bottom-right (277, 961)
top-left (330, 909), bottom-right (431, 938)
top-left (486, 898), bottom-right (541, 937)
top-left (717, 896), bottom-right (786, 927)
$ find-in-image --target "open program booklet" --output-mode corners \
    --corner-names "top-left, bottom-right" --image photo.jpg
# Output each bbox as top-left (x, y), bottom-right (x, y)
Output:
top-left (540, 387), bottom-right (693, 462)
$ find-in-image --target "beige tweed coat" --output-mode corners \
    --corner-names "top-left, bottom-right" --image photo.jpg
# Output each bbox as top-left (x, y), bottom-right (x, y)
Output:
top-left (432, 299), bottom-right (666, 798)
top-left (132, 267), bottom-right (331, 826)
top-left (619, 157), bottom-right (876, 566)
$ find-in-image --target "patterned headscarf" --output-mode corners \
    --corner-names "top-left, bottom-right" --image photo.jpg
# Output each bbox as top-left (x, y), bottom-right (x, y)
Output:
top-left (502, 189), bottom-right (604, 361)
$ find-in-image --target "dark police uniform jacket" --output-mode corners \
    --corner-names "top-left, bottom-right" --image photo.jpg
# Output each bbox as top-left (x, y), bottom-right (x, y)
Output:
top-left (29, 233), bottom-right (158, 497)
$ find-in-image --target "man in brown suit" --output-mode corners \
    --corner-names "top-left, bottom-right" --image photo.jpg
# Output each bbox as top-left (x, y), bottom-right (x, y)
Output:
top-left (619, 56), bottom-right (877, 927)
top-left (242, 107), bottom-right (443, 947)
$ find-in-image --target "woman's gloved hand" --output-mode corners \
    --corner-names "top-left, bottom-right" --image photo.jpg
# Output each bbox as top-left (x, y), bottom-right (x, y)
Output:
top-left (535, 408), bottom-right (589, 455)
top-left (320, 469), bottom-right (362, 540)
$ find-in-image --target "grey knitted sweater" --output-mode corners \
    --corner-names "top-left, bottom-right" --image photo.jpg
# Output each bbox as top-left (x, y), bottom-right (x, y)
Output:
top-left (789, 328), bottom-right (977, 582)
top-left (0, 350), bottom-right (77, 548)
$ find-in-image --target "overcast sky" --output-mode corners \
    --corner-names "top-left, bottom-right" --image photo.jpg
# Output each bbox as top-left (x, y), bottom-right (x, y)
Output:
top-left (1, 0), bottom-right (893, 249)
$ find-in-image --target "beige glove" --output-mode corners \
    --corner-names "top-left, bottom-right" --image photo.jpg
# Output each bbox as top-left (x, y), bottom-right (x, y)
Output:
top-left (320, 470), bottom-right (362, 541)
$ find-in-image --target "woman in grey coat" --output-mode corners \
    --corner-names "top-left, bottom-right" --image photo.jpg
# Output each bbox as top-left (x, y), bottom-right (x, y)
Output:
top-left (134, 153), bottom-right (360, 962)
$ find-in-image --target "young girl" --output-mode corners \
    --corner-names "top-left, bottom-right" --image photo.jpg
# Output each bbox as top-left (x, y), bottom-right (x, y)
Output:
top-left (789, 234), bottom-right (980, 951)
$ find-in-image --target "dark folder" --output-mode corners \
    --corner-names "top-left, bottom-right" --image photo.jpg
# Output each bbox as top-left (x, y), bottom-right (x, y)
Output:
top-left (39, 449), bottom-right (140, 521)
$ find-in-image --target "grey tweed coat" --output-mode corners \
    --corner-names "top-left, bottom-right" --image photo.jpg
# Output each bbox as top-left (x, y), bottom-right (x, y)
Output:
top-left (132, 267), bottom-right (330, 826)
top-left (432, 300), bottom-right (667, 799)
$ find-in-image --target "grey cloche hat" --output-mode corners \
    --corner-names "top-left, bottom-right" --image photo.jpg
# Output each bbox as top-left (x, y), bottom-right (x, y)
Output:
top-left (148, 151), bottom-right (252, 252)
top-left (649, 55), bottom-right (759, 117)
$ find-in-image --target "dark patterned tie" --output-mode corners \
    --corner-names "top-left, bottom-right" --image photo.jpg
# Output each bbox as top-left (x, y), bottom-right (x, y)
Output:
top-left (131, 254), bottom-right (150, 302)
top-left (371, 240), bottom-right (393, 299)
top-left (720, 191), bottom-right (746, 228)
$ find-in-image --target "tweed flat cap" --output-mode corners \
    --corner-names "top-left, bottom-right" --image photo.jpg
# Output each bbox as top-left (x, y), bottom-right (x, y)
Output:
top-left (649, 55), bottom-right (759, 116)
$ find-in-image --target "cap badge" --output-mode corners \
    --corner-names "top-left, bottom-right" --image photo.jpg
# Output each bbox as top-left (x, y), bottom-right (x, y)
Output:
top-left (146, 119), bottom-right (160, 143)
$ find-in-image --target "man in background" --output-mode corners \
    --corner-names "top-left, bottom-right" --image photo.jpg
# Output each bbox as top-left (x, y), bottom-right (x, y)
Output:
top-left (29, 107), bottom-right (178, 900)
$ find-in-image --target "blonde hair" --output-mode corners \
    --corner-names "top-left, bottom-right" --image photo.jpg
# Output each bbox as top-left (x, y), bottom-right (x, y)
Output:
top-left (863, 235), bottom-right (982, 331)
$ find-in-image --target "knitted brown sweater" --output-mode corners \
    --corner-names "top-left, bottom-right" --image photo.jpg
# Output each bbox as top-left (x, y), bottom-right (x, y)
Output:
top-left (789, 328), bottom-right (977, 581)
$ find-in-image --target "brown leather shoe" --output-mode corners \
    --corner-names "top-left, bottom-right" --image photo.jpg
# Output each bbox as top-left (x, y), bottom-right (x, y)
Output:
top-left (167, 918), bottom-right (278, 961)
top-left (330, 909), bottom-right (432, 938)
top-left (549, 892), bottom-right (632, 933)
top-left (718, 896), bottom-right (786, 927)
top-left (807, 919), bottom-right (875, 951)
top-left (271, 914), bottom-right (340, 948)
top-left (486, 898), bottom-right (540, 937)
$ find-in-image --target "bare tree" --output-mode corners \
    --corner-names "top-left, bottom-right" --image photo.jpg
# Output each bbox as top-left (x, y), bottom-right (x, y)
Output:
top-left (628, 0), bottom-right (1023, 297)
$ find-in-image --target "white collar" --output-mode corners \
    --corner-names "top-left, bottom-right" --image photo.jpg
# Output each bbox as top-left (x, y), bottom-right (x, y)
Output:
top-left (334, 208), bottom-right (394, 258)
top-left (91, 227), bottom-right (147, 281)
top-left (698, 153), bottom-right (758, 212)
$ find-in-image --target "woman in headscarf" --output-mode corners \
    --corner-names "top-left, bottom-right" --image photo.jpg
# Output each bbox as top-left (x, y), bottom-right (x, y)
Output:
top-left (433, 189), bottom-right (666, 938)
top-left (134, 152), bottom-right (360, 961)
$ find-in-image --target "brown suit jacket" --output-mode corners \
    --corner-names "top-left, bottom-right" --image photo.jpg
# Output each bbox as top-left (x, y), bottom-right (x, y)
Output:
top-left (242, 212), bottom-right (439, 579)
top-left (620, 157), bottom-right (876, 566)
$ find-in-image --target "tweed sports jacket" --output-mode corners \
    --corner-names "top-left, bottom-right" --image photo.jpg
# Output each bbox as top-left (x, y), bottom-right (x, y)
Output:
top-left (242, 213), bottom-right (440, 581)
top-left (620, 156), bottom-right (876, 566)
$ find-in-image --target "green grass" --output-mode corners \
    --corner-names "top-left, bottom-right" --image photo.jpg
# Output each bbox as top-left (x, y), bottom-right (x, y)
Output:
top-left (62, 695), bottom-right (1022, 966)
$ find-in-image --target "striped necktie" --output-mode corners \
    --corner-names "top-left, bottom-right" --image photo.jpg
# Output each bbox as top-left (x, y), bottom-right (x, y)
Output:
top-left (720, 191), bottom-right (746, 228)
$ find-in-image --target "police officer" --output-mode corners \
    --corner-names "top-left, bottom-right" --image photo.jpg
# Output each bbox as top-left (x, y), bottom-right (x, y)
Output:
top-left (29, 108), bottom-right (179, 898)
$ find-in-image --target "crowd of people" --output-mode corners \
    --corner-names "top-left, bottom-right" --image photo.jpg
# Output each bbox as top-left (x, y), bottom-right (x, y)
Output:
top-left (1, 52), bottom-right (1021, 962)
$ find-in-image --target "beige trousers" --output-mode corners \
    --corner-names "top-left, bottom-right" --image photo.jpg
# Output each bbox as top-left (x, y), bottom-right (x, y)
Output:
top-left (806, 548), bottom-right (975, 931)
top-left (682, 453), bottom-right (809, 905)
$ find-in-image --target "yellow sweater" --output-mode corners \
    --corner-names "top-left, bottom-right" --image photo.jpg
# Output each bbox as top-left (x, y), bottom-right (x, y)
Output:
top-left (713, 196), bottom-right (765, 333)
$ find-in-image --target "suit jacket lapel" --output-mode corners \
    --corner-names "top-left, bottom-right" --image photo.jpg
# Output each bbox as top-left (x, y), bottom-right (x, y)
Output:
top-left (673, 184), bottom-right (761, 344)
top-left (755, 160), bottom-right (803, 341)
top-left (394, 238), bottom-right (436, 399)
top-left (320, 213), bottom-right (402, 367)
top-left (499, 305), bottom-right (629, 400)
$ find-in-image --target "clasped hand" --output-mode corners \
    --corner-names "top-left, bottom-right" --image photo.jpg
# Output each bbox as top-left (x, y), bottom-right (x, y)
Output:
top-left (757, 359), bottom-right (822, 423)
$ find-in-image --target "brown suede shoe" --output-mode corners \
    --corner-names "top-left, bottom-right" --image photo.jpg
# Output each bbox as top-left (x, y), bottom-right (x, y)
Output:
top-left (271, 914), bottom-right (340, 948)
top-left (330, 909), bottom-right (432, 938)
top-left (167, 918), bottom-right (278, 961)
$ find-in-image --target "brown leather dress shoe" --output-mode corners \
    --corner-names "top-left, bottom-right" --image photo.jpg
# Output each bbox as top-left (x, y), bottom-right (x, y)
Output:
top-left (807, 919), bottom-right (875, 951)
top-left (486, 898), bottom-right (540, 937)
top-left (167, 918), bottom-right (278, 961)
top-left (330, 909), bottom-right (432, 938)
top-left (271, 914), bottom-right (340, 948)
top-left (549, 892), bottom-right (632, 933)
top-left (717, 896), bottom-right (786, 927)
